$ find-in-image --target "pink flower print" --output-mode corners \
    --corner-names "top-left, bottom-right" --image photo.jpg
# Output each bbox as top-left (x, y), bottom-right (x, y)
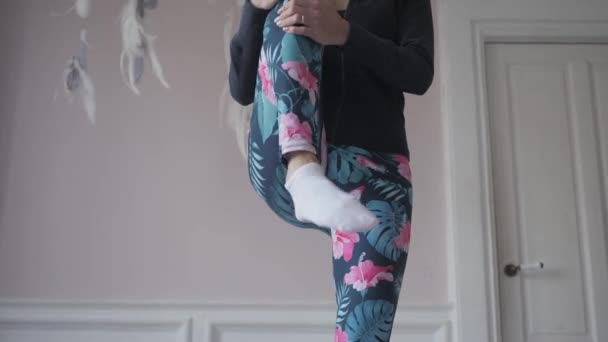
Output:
top-left (349, 185), bottom-right (366, 200)
top-left (258, 50), bottom-right (277, 105)
top-left (394, 222), bottom-right (411, 251)
top-left (395, 154), bottom-right (412, 181)
top-left (344, 254), bottom-right (394, 291)
top-left (335, 326), bottom-right (348, 342)
top-left (278, 113), bottom-right (313, 148)
top-left (357, 156), bottom-right (386, 172)
top-left (281, 61), bottom-right (319, 105)
top-left (332, 230), bottom-right (360, 262)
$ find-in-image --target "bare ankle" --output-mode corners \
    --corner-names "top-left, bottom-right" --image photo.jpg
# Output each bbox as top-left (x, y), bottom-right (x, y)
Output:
top-left (285, 151), bottom-right (319, 178)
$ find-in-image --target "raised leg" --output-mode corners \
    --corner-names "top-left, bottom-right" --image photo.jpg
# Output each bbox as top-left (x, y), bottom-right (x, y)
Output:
top-left (247, 1), bottom-right (377, 233)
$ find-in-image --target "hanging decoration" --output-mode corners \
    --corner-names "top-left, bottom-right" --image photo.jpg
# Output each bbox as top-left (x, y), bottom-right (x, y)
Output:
top-left (120, 0), bottom-right (169, 95)
top-left (51, 0), bottom-right (92, 19)
top-left (52, 0), bottom-right (96, 124)
top-left (61, 29), bottom-right (96, 124)
top-left (51, 0), bottom-right (171, 124)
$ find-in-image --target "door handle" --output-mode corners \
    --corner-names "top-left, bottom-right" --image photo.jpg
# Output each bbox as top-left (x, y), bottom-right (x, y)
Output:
top-left (504, 261), bottom-right (544, 277)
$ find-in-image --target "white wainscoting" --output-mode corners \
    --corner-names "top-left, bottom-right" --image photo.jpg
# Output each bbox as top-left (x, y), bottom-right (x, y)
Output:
top-left (0, 299), bottom-right (453, 342)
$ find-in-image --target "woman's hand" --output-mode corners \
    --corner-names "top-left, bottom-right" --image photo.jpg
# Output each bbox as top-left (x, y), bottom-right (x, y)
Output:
top-left (251, 0), bottom-right (279, 10)
top-left (274, 0), bottom-right (350, 46)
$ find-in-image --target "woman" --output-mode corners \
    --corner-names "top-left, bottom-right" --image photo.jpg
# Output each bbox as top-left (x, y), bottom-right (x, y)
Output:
top-left (228, 0), bottom-right (434, 340)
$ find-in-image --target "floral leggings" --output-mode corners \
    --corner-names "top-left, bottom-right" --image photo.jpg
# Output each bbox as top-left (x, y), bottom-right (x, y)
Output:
top-left (246, 2), bottom-right (413, 341)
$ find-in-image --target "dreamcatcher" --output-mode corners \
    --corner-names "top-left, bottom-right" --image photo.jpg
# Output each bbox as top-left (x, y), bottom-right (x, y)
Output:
top-left (53, 0), bottom-right (169, 124)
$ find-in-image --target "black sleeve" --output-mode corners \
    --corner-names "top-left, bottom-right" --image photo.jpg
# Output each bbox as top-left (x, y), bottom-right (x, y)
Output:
top-left (342, 0), bottom-right (435, 95)
top-left (228, 0), bottom-right (272, 105)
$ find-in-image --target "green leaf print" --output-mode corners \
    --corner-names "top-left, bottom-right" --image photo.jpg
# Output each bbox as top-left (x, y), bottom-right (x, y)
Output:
top-left (365, 200), bottom-right (407, 262)
top-left (336, 282), bottom-right (352, 326)
top-left (393, 268), bottom-right (404, 300)
top-left (270, 165), bottom-right (305, 227)
top-left (277, 99), bottom-right (288, 114)
top-left (257, 44), bottom-right (281, 143)
top-left (270, 163), bottom-right (291, 209)
top-left (280, 33), bottom-right (318, 65)
top-left (408, 187), bottom-right (413, 207)
top-left (328, 146), bottom-right (373, 185)
top-left (302, 100), bottom-right (314, 118)
top-left (369, 178), bottom-right (408, 202)
top-left (248, 141), bottom-right (266, 198)
top-left (256, 94), bottom-right (277, 143)
top-left (345, 300), bottom-right (395, 342)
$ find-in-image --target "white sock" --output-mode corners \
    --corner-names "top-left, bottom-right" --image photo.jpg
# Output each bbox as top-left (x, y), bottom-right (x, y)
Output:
top-left (285, 162), bottom-right (379, 233)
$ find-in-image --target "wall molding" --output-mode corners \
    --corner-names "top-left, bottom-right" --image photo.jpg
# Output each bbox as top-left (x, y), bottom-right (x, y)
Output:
top-left (0, 299), bottom-right (453, 342)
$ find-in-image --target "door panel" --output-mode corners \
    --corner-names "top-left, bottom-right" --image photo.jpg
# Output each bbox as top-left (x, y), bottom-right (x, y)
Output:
top-left (592, 64), bottom-right (608, 257)
top-left (485, 43), bottom-right (608, 342)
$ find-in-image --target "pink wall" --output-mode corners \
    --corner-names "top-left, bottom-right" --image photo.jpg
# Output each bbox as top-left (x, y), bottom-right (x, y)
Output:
top-left (0, 0), bottom-right (447, 304)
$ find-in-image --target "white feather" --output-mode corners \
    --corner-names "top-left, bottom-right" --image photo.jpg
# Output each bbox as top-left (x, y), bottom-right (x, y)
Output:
top-left (74, 58), bottom-right (96, 124)
top-left (60, 29), bottom-right (96, 124)
top-left (119, 0), bottom-right (169, 94)
top-left (145, 36), bottom-right (170, 89)
top-left (120, 0), bottom-right (144, 94)
top-left (80, 29), bottom-right (89, 53)
top-left (50, 0), bottom-right (91, 18)
top-left (75, 0), bottom-right (91, 18)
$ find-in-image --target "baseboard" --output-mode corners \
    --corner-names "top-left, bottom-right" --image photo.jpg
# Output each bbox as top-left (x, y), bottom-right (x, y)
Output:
top-left (0, 298), bottom-right (453, 342)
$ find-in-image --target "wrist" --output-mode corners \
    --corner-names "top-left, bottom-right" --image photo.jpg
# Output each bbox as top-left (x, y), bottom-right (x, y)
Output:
top-left (250, 0), bottom-right (275, 10)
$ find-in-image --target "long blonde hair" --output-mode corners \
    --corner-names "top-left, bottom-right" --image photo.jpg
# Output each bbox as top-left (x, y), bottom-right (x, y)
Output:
top-left (219, 0), bottom-right (252, 161)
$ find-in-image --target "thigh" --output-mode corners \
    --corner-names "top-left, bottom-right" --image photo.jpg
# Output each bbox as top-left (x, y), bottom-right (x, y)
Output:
top-left (327, 144), bottom-right (413, 272)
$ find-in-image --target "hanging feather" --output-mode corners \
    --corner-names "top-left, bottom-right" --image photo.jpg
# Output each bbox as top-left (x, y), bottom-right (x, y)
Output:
top-left (73, 55), bottom-right (96, 124)
top-left (119, 0), bottom-right (169, 95)
top-left (51, 0), bottom-right (92, 19)
top-left (146, 38), bottom-right (169, 89)
top-left (61, 30), bottom-right (96, 124)
top-left (119, 0), bottom-right (145, 94)
top-left (63, 58), bottom-right (79, 102)
top-left (75, 0), bottom-right (92, 18)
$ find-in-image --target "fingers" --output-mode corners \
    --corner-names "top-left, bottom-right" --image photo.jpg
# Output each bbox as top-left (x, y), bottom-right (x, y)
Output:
top-left (278, 0), bottom-right (316, 14)
top-left (275, 0), bottom-right (319, 39)
top-left (283, 25), bottom-right (312, 37)
top-left (276, 5), bottom-right (318, 25)
top-left (275, 12), bottom-right (302, 27)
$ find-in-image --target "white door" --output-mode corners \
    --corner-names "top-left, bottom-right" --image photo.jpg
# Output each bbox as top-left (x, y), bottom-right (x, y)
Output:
top-left (485, 43), bottom-right (608, 342)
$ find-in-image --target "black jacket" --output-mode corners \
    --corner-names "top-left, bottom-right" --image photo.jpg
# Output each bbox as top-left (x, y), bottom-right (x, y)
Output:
top-left (229, 0), bottom-right (435, 158)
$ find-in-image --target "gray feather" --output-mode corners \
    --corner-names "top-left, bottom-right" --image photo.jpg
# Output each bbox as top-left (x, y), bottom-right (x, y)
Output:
top-left (134, 55), bottom-right (145, 83)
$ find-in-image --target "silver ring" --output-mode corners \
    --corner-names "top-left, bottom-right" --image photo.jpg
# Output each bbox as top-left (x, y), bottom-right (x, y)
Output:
top-left (300, 14), bottom-right (305, 24)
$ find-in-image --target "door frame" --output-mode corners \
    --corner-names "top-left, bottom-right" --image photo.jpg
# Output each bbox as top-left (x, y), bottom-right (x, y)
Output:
top-left (438, 15), bottom-right (608, 342)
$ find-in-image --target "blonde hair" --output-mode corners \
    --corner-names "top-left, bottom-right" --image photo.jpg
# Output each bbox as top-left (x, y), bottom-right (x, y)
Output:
top-left (218, 0), bottom-right (252, 161)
